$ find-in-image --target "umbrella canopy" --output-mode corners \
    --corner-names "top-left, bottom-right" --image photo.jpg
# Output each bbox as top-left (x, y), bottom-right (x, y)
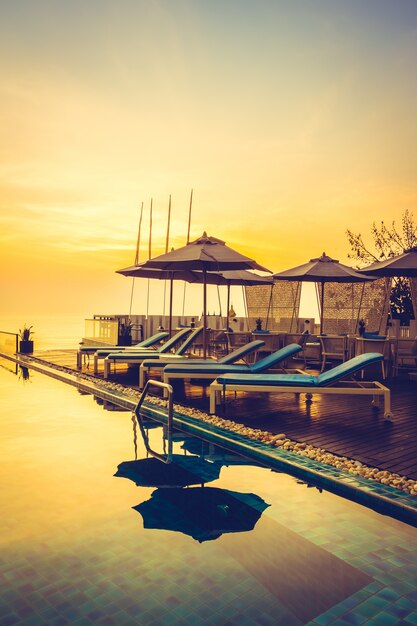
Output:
top-left (141, 232), bottom-right (271, 356)
top-left (359, 246), bottom-right (417, 277)
top-left (114, 455), bottom-right (222, 488)
top-left (116, 261), bottom-right (202, 335)
top-left (201, 269), bottom-right (274, 330)
top-left (273, 252), bottom-right (375, 333)
top-left (134, 486), bottom-right (269, 542)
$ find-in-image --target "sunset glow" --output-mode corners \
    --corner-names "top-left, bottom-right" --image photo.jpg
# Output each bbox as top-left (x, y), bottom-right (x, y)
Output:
top-left (1, 0), bottom-right (416, 317)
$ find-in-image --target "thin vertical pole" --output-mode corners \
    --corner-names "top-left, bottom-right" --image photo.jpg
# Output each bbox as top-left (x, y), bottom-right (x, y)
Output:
top-left (162, 195), bottom-right (172, 318)
top-left (265, 284), bottom-right (273, 330)
top-left (182, 189), bottom-right (193, 316)
top-left (320, 281), bottom-right (325, 334)
top-left (243, 285), bottom-right (250, 330)
top-left (203, 269), bottom-right (207, 359)
top-left (169, 276), bottom-right (173, 336)
top-left (355, 283), bottom-right (365, 334)
top-left (186, 189), bottom-right (193, 244)
top-left (146, 199), bottom-right (153, 319)
top-left (129, 202), bottom-right (144, 318)
top-left (226, 284), bottom-right (230, 330)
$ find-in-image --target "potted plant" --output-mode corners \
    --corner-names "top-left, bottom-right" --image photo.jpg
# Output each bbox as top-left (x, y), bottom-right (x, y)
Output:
top-left (118, 320), bottom-right (133, 346)
top-left (255, 318), bottom-right (263, 332)
top-left (19, 325), bottom-right (34, 353)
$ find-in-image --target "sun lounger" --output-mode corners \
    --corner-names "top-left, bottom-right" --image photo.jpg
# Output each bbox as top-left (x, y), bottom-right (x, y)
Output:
top-left (94, 328), bottom-right (192, 374)
top-left (103, 326), bottom-right (203, 379)
top-left (209, 352), bottom-right (392, 419)
top-left (139, 339), bottom-right (266, 388)
top-left (93, 327), bottom-right (193, 374)
top-left (77, 330), bottom-right (169, 369)
top-left (162, 343), bottom-right (303, 388)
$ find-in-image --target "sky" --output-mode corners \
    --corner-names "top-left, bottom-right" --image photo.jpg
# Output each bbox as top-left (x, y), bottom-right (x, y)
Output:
top-left (1, 0), bottom-right (416, 321)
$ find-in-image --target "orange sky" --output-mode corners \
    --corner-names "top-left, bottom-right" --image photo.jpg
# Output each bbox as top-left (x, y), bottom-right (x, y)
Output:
top-left (1, 1), bottom-right (416, 319)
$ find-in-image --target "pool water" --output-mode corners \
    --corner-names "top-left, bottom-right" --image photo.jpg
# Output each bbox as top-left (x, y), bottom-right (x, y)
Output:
top-left (1, 363), bottom-right (417, 625)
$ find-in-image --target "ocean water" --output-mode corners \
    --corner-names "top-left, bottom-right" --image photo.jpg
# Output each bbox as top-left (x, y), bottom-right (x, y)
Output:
top-left (0, 314), bottom-right (85, 350)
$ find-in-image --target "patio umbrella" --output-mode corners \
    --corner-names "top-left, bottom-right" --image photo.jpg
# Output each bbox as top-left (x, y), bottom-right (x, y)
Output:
top-left (116, 262), bottom-right (201, 335)
top-left (273, 252), bottom-right (375, 333)
top-left (359, 246), bottom-right (417, 277)
top-left (134, 486), bottom-right (269, 542)
top-left (359, 246), bottom-right (417, 325)
top-left (198, 269), bottom-right (274, 330)
top-left (114, 455), bottom-right (222, 488)
top-left (141, 232), bottom-right (270, 357)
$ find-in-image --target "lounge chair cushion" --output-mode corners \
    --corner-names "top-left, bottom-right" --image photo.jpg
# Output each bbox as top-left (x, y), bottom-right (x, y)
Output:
top-left (216, 353), bottom-right (384, 387)
top-left (215, 373), bottom-right (318, 387)
top-left (106, 352), bottom-right (165, 362)
top-left (248, 343), bottom-right (302, 372)
top-left (217, 340), bottom-right (265, 364)
top-left (163, 343), bottom-right (302, 375)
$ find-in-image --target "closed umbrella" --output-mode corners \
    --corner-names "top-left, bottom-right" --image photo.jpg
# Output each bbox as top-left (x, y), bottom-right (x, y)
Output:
top-left (141, 232), bottom-right (270, 357)
top-left (273, 252), bottom-right (375, 333)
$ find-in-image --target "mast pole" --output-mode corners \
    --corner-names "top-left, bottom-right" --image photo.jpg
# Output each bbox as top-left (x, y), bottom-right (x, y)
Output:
top-left (162, 195), bottom-right (172, 321)
top-left (129, 201), bottom-right (143, 318)
top-left (146, 198), bottom-right (153, 320)
top-left (182, 189), bottom-right (193, 317)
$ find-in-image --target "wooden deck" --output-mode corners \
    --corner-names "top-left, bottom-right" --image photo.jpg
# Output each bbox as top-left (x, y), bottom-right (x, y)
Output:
top-left (32, 349), bottom-right (417, 480)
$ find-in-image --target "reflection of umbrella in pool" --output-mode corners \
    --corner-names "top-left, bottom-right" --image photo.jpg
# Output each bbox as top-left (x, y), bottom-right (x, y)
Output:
top-left (273, 252), bottom-right (375, 333)
top-left (141, 232), bottom-right (270, 357)
top-left (115, 455), bottom-right (222, 488)
top-left (134, 486), bottom-right (269, 542)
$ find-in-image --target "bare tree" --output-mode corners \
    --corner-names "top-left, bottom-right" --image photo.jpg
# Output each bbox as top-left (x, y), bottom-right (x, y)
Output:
top-left (346, 209), bottom-right (417, 265)
top-left (346, 210), bottom-right (416, 324)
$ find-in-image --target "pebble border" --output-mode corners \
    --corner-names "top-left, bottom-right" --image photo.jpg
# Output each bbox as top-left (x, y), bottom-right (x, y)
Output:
top-left (17, 354), bottom-right (417, 496)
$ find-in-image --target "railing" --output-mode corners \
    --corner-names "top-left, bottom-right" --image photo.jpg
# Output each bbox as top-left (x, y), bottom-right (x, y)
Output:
top-left (84, 319), bottom-right (119, 345)
top-left (0, 330), bottom-right (18, 356)
top-left (134, 380), bottom-right (174, 464)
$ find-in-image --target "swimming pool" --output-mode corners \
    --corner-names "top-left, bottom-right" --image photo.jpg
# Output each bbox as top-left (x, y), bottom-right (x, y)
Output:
top-left (1, 363), bottom-right (417, 625)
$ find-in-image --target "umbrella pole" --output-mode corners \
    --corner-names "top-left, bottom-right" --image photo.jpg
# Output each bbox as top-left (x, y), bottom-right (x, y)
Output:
top-left (226, 284), bottom-right (230, 330)
top-left (203, 269), bottom-right (207, 359)
top-left (169, 276), bottom-right (173, 336)
top-left (320, 281), bottom-right (325, 334)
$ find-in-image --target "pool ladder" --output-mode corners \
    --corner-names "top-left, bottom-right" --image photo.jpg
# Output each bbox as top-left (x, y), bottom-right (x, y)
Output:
top-left (134, 379), bottom-right (174, 464)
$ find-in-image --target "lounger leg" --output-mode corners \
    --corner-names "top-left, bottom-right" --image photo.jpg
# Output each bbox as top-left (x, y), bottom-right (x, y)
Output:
top-left (93, 354), bottom-right (99, 374)
top-left (209, 387), bottom-right (218, 414)
top-left (77, 352), bottom-right (81, 369)
top-left (371, 394), bottom-right (380, 411)
top-left (104, 359), bottom-right (110, 379)
top-left (139, 365), bottom-right (145, 389)
top-left (383, 388), bottom-right (392, 421)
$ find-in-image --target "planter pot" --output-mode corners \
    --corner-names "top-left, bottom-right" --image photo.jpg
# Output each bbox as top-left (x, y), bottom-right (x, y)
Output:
top-left (19, 340), bottom-right (34, 353)
top-left (118, 336), bottom-right (132, 346)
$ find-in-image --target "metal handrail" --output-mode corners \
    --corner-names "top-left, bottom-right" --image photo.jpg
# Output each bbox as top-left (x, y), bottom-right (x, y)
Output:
top-left (134, 379), bottom-right (174, 463)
